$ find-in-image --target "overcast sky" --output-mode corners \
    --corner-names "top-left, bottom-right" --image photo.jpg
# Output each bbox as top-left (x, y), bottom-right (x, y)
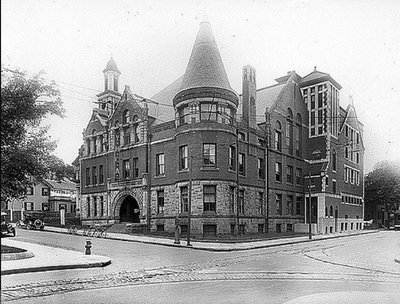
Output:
top-left (2, 0), bottom-right (400, 173)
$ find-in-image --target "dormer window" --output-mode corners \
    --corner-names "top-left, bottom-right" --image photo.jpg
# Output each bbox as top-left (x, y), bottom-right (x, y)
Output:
top-left (123, 110), bottom-right (130, 124)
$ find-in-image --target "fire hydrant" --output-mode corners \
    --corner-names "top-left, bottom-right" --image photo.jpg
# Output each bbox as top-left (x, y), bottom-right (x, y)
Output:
top-left (85, 239), bottom-right (92, 255)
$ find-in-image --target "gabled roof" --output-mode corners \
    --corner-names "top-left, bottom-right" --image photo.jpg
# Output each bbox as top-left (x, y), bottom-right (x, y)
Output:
top-left (179, 20), bottom-right (232, 92)
top-left (44, 178), bottom-right (76, 191)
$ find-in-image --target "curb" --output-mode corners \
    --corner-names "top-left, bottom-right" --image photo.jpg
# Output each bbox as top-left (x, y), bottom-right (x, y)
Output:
top-left (1, 259), bottom-right (111, 276)
top-left (1, 250), bottom-right (35, 261)
top-left (43, 228), bottom-right (380, 252)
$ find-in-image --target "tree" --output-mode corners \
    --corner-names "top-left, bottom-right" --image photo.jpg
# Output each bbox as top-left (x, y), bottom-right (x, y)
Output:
top-left (364, 160), bottom-right (400, 220)
top-left (1, 67), bottom-right (71, 201)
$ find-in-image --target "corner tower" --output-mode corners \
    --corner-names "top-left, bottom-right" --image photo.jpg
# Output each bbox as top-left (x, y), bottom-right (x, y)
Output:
top-left (173, 20), bottom-right (238, 126)
top-left (96, 57), bottom-right (122, 115)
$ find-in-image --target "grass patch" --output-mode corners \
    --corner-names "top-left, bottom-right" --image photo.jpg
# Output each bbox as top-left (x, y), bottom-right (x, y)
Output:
top-left (1, 245), bottom-right (27, 254)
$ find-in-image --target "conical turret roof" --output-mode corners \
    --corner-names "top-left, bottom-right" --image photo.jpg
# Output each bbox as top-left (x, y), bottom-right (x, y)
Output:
top-left (180, 20), bottom-right (232, 91)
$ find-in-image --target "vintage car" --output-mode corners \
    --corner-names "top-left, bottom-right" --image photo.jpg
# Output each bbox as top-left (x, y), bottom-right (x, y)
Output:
top-left (1, 212), bottom-right (16, 236)
top-left (17, 211), bottom-right (45, 230)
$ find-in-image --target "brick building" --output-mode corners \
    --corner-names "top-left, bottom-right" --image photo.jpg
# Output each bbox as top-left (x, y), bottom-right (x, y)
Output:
top-left (78, 20), bottom-right (364, 236)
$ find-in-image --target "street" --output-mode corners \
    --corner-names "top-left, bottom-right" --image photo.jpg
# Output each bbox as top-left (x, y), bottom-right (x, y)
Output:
top-left (2, 230), bottom-right (400, 303)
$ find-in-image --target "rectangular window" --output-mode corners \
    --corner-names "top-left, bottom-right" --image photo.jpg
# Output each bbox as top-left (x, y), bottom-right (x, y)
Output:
top-left (203, 144), bottom-right (216, 167)
top-left (178, 106), bottom-right (189, 125)
top-left (93, 198), bottom-right (97, 217)
top-left (179, 145), bottom-right (188, 170)
top-left (332, 180), bottom-right (337, 193)
top-left (239, 224), bottom-right (245, 235)
top-left (99, 135), bottom-right (103, 152)
top-left (99, 165), bottom-right (104, 184)
top-left (24, 202), bottom-right (33, 211)
top-left (200, 103), bottom-right (217, 121)
top-left (181, 186), bottom-right (188, 212)
top-left (156, 153), bottom-right (165, 176)
top-left (356, 152), bottom-right (360, 164)
top-left (275, 162), bottom-right (282, 182)
top-left (229, 146), bottom-right (236, 171)
top-left (318, 93), bottom-right (323, 107)
top-left (276, 194), bottom-right (282, 215)
top-left (229, 186), bottom-right (235, 213)
top-left (318, 109), bottom-right (323, 124)
top-left (42, 188), bottom-right (49, 196)
top-left (157, 225), bottom-right (165, 232)
top-left (296, 196), bottom-right (302, 215)
top-left (26, 186), bottom-right (34, 195)
top-left (295, 126), bottom-right (301, 157)
top-left (258, 224), bottom-right (264, 233)
top-left (123, 160), bottom-right (130, 179)
top-left (296, 168), bottom-right (302, 185)
top-left (332, 152), bottom-right (337, 171)
top-left (287, 195), bottom-right (293, 216)
top-left (203, 225), bottom-right (217, 237)
top-left (311, 95), bottom-right (315, 109)
top-left (157, 190), bottom-right (164, 214)
top-left (132, 157), bottom-right (139, 178)
top-left (86, 167), bottom-right (90, 185)
top-left (123, 127), bottom-right (130, 146)
top-left (100, 196), bottom-right (104, 217)
top-left (345, 125), bottom-right (349, 137)
top-left (258, 158), bottom-right (265, 179)
top-left (238, 153), bottom-right (245, 175)
top-left (92, 166), bottom-right (97, 184)
top-left (287, 165), bottom-right (293, 184)
top-left (203, 185), bottom-right (216, 212)
top-left (311, 112), bottom-right (315, 126)
top-left (258, 192), bottom-right (264, 215)
top-left (239, 190), bottom-right (245, 214)
top-left (87, 197), bottom-right (90, 218)
top-left (345, 146), bottom-right (349, 159)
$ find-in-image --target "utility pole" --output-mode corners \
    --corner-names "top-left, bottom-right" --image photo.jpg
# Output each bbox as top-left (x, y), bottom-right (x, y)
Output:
top-left (308, 169), bottom-right (312, 240)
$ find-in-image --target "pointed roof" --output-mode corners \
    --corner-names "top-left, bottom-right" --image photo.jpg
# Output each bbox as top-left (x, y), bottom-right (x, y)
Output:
top-left (103, 57), bottom-right (121, 74)
top-left (300, 66), bottom-right (341, 89)
top-left (179, 20), bottom-right (232, 91)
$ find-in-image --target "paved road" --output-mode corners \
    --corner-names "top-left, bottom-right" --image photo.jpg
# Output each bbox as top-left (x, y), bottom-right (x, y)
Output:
top-left (2, 230), bottom-right (399, 303)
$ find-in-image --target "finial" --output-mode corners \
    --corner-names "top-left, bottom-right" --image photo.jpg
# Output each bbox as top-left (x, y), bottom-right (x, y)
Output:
top-left (314, 66), bottom-right (317, 71)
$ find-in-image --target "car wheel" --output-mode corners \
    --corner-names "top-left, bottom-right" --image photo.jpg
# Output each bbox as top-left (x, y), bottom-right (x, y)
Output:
top-left (27, 224), bottom-right (32, 230)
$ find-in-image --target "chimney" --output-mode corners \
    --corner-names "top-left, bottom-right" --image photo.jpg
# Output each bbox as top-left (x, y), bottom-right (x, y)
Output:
top-left (242, 65), bottom-right (257, 129)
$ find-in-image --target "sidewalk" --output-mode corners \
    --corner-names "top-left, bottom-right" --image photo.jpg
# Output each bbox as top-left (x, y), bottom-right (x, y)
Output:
top-left (1, 239), bottom-right (111, 275)
top-left (45, 226), bottom-right (379, 251)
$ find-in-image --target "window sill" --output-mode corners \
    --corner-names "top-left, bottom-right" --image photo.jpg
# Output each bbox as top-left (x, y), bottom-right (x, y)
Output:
top-left (200, 167), bottom-right (219, 172)
top-left (155, 175), bottom-right (166, 179)
top-left (178, 169), bottom-right (189, 174)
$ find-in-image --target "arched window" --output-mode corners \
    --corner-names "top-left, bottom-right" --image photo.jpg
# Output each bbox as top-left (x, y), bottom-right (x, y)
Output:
top-left (132, 115), bottom-right (138, 122)
top-left (275, 121), bottom-right (282, 152)
top-left (329, 205), bottom-right (334, 217)
top-left (325, 206), bottom-right (328, 217)
top-left (123, 110), bottom-right (130, 124)
top-left (286, 108), bottom-right (293, 155)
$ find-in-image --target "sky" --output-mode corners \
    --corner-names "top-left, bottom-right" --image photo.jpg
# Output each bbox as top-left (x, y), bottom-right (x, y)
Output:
top-left (2, 0), bottom-right (400, 173)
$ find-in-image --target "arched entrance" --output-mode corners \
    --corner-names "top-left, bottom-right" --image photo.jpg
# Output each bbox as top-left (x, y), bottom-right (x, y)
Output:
top-left (119, 196), bottom-right (140, 223)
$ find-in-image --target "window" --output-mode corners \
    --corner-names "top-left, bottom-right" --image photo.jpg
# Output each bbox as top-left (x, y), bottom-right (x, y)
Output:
top-left (239, 190), bottom-right (245, 214)
top-left (332, 151), bottom-right (337, 171)
top-left (287, 195), bottom-right (293, 216)
top-left (286, 109), bottom-right (293, 154)
top-left (311, 112), bottom-right (315, 126)
top-left (86, 138), bottom-right (91, 155)
top-left (100, 196), bottom-right (104, 217)
top-left (178, 106), bottom-right (189, 125)
top-left (356, 152), bottom-right (360, 164)
top-left (344, 167), bottom-right (348, 183)
top-left (123, 110), bottom-right (130, 124)
top-left (26, 186), bottom-right (34, 195)
top-left (200, 103), bottom-right (217, 121)
top-left (229, 146), bottom-right (236, 171)
top-left (258, 192), bottom-right (264, 215)
top-left (123, 127), bottom-right (130, 145)
top-left (296, 196), bottom-right (302, 215)
top-left (238, 132), bottom-right (246, 141)
top-left (238, 153), bottom-right (245, 175)
top-left (203, 225), bottom-right (217, 237)
top-left (318, 93), bottom-right (323, 107)
top-left (92, 166), bottom-right (97, 184)
top-left (179, 146), bottom-right (188, 170)
top-left (123, 160), bottom-right (130, 179)
top-left (275, 162), bottom-right (282, 182)
top-left (345, 125), bottom-right (349, 137)
top-left (181, 186), bottom-right (188, 212)
top-left (258, 224), bottom-right (264, 233)
top-left (87, 197), bottom-right (90, 218)
top-left (287, 165), bottom-right (293, 184)
top-left (93, 136), bottom-right (97, 153)
top-left (203, 185), bottom-right (216, 212)
top-left (276, 194), bottom-right (282, 215)
top-left (295, 121), bottom-right (302, 157)
top-left (229, 186), bottom-right (235, 213)
top-left (93, 197), bottom-right (97, 217)
top-left (357, 133), bottom-right (360, 144)
top-left (157, 225), bottom-right (165, 232)
top-left (345, 146), bottom-right (349, 159)
top-left (332, 180), bottom-right (337, 193)
top-left (329, 205), bottom-right (333, 217)
top-left (133, 125), bottom-right (139, 143)
top-left (156, 153), bottom-right (165, 176)
top-left (239, 224), bottom-right (245, 235)
top-left (99, 165), bottom-right (104, 184)
top-left (24, 202), bottom-right (33, 211)
top-left (132, 158), bottom-right (139, 178)
top-left (86, 167), bottom-right (90, 185)
top-left (311, 95), bottom-right (315, 109)
top-left (296, 168), bottom-right (302, 185)
top-left (275, 121), bottom-right (282, 151)
top-left (99, 135), bottom-right (104, 152)
top-left (157, 190), bottom-right (164, 214)
top-left (203, 144), bottom-right (216, 167)
top-left (258, 158), bottom-right (265, 179)
top-left (318, 109), bottom-right (323, 124)
top-left (42, 188), bottom-right (49, 196)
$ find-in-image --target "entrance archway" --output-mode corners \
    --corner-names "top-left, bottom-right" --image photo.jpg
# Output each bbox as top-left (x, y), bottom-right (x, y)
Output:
top-left (119, 196), bottom-right (140, 223)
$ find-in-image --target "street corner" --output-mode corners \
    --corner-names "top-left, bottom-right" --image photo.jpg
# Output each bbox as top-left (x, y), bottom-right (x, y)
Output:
top-left (283, 291), bottom-right (400, 304)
